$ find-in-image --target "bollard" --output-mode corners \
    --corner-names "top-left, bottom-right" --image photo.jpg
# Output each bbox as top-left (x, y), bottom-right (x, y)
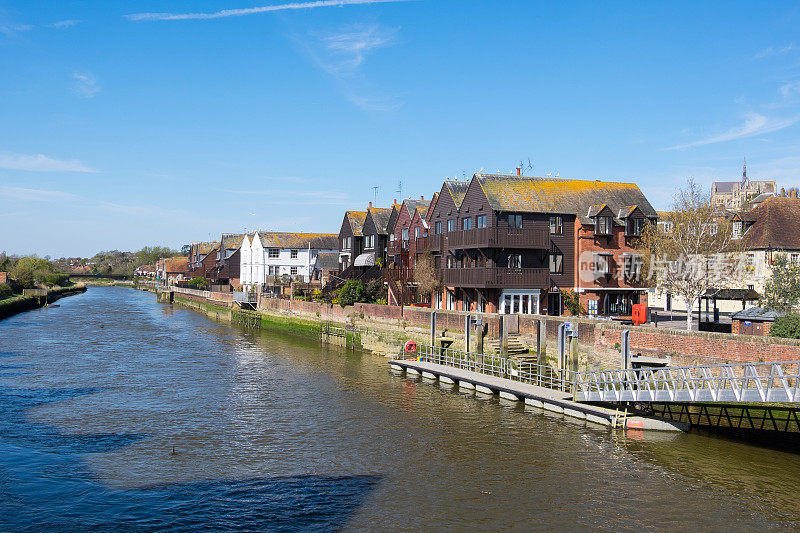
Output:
top-left (620, 329), bottom-right (631, 369)
top-left (465, 314), bottom-right (471, 353)
top-left (430, 310), bottom-right (436, 348)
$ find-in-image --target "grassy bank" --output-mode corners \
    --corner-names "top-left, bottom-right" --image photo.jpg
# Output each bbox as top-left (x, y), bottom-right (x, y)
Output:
top-left (259, 312), bottom-right (322, 340)
top-left (0, 285), bottom-right (87, 320)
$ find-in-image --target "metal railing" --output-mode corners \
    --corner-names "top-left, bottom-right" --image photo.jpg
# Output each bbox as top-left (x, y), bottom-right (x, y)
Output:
top-left (573, 361), bottom-right (800, 403)
top-left (395, 344), bottom-right (573, 392)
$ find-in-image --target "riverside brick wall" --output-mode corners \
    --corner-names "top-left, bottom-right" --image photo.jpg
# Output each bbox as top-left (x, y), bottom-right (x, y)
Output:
top-left (248, 293), bottom-right (800, 365)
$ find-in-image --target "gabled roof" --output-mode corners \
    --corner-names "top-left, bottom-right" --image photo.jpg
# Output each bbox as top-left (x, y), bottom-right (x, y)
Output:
top-left (315, 252), bottom-right (340, 270)
top-left (741, 197), bottom-right (800, 250)
top-left (731, 306), bottom-right (785, 322)
top-left (345, 211), bottom-right (367, 236)
top-left (257, 232), bottom-right (339, 250)
top-left (444, 180), bottom-right (469, 209)
top-left (221, 233), bottom-right (245, 249)
top-left (712, 181), bottom-right (737, 194)
top-left (366, 207), bottom-right (393, 234)
top-left (193, 241), bottom-right (217, 255)
top-left (164, 257), bottom-right (188, 273)
top-left (473, 173), bottom-right (658, 224)
top-left (402, 199), bottom-right (431, 219)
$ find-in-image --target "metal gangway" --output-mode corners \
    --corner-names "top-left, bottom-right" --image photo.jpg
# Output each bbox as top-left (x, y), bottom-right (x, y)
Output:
top-left (573, 360), bottom-right (800, 404)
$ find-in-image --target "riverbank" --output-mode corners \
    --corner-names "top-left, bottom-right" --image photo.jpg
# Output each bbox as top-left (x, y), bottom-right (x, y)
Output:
top-left (0, 285), bottom-right (87, 321)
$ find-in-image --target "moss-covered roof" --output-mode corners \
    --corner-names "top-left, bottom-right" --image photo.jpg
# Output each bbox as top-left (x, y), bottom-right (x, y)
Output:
top-left (444, 180), bottom-right (469, 208)
top-left (475, 173), bottom-right (658, 224)
top-left (367, 207), bottom-right (393, 234)
top-left (257, 232), bottom-right (339, 250)
top-left (345, 211), bottom-right (368, 236)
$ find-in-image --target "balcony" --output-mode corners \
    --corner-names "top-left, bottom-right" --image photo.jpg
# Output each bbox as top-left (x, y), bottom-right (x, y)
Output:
top-left (383, 267), bottom-right (414, 282)
top-left (428, 234), bottom-right (444, 252)
top-left (445, 227), bottom-right (550, 250)
top-left (439, 267), bottom-right (549, 289)
top-left (415, 236), bottom-right (428, 252)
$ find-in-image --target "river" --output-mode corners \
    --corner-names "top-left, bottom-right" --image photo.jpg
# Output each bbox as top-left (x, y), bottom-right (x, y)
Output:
top-left (0, 286), bottom-right (798, 531)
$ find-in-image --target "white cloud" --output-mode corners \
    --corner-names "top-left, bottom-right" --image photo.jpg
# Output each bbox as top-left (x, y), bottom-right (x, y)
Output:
top-left (320, 24), bottom-right (398, 75)
top-left (0, 23), bottom-right (32, 37)
top-left (127, 0), bottom-right (408, 21)
top-left (754, 44), bottom-right (795, 59)
top-left (780, 81), bottom-right (800, 99)
top-left (224, 188), bottom-right (350, 200)
top-left (0, 185), bottom-right (78, 202)
top-left (49, 19), bottom-right (80, 28)
top-left (71, 72), bottom-right (101, 98)
top-left (665, 113), bottom-right (800, 150)
top-left (0, 152), bottom-right (97, 173)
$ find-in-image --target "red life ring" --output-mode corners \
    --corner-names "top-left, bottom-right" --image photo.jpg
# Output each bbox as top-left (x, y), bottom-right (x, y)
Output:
top-left (404, 340), bottom-right (417, 354)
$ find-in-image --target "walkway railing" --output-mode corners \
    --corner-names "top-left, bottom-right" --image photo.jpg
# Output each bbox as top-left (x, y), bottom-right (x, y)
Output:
top-left (395, 344), bottom-right (573, 392)
top-left (573, 361), bottom-right (800, 403)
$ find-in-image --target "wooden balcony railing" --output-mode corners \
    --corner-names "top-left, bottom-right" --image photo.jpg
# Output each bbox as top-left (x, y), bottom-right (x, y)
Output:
top-left (428, 234), bottom-right (444, 252)
top-left (445, 227), bottom-right (550, 250)
top-left (383, 267), bottom-right (415, 282)
top-left (439, 267), bottom-right (549, 289)
top-left (415, 236), bottom-right (428, 252)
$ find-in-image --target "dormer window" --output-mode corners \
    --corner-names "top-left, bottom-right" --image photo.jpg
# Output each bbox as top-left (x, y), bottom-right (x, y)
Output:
top-left (595, 216), bottom-right (612, 236)
top-left (732, 221), bottom-right (742, 239)
top-left (626, 217), bottom-right (646, 236)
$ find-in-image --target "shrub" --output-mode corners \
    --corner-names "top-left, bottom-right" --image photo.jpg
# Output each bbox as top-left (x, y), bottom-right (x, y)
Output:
top-left (562, 290), bottom-right (585, 315)
top-left (188, 277), bottom-right (208, 289)
top-left (337, 280), bottom-right (364, 307)
top-left (770, 313), bottom-right (800, 339)
top-left (0, 283), bottom-right (12, 299)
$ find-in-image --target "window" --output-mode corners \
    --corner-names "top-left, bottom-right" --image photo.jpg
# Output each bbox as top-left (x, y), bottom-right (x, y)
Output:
top-left (626, 218), bottom-right (646, 236)
top-left (268, 265), bottom-right (277, 276)
top-left (746, 254), bottom-right (755, 268)
top-left (658, 221), bottom-right (673, 233)
top-left (549, 252), bottom-right (563, 274)
top-left (595, 216), bottom-right (612, 236)
top-left (414, 227), bottom-right (420, 239)
top-left (268, 248), bottom-right (279, 258)
top-left (732, 221), bottom-right (743, 239)
top-left (508, 214), bottom-right (523, 228)
top-left (435, 221), bottom-right (442, 234)
top-left (792, 253), bottom-right (799, 264)
top-left (389, 233), bottom-right (395, 243)
top-left (594, 253), bottom-right (611, 275)
top-left (508, 253), bottom-right (522, 269)
top-left (290, 249), bottom-right (298, 259)
top-left (476, 215), bottom-right (487, 228)
top-left (365, 235), bottom-right (374, 249)
top-left (623, 254), bottom-right (643, 281)
top-left (402, 229), bottom-right (409, 241)
top-left (549, 216), bottom-right (562, 235)
top-left (462, 217), bottom-right (472, 230)
top-left (290, 266), bottom-right (298, 276)
top-left (447, 219), bottom-right (455, 232)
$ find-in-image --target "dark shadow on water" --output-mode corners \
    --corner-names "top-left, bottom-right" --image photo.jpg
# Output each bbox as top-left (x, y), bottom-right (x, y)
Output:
top-left (0, 382), bottom-right (380, 532)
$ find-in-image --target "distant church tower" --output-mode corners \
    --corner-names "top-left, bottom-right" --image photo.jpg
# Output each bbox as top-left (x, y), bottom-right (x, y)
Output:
top-left (741, 157), bottom-right (748, 186)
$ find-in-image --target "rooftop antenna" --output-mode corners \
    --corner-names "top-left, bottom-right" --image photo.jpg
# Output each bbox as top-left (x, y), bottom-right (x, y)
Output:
top-left (396, 179), bottom-right (403, 199)
top-left (371, 186), bottom-right (380, 204)
top-left (518, 158), bottom-right (534, 176)
top-left (462, 170), bottom-right (466, 181)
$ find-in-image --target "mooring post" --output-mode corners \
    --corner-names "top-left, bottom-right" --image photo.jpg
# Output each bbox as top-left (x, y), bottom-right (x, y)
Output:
top-left (464, 314), bottom-right (471, 353)
top-left (558, 323), bottom-right (567, 390)
top-left (430, 310), bottom-right (436, 348)
top-left (621, 329), bottom-right (630, 370)
top-left (501, 315), bottom-right (509, 377)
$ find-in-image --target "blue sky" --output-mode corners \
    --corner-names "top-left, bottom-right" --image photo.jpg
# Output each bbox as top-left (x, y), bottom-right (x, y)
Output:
top-left (2, 1), bottom-right (800, 257)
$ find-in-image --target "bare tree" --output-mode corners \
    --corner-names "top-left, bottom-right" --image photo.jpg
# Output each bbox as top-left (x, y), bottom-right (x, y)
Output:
top-left (639, 179), bottom-right (741, 331)
top-left (414, 251), bottom-right (440, 297)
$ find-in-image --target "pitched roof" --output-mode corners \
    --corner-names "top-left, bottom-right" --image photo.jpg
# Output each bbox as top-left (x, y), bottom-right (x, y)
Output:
top-left (402, 199), bottom-right (431, 219)
top-left (164, 257), bottom-right (188, 273)
top-left (367, 207), bottom-right (393, 234)
top-left (741, 197), bottom-right (800, 250)
top-left (474, 173), bottom-right (658, 224)
top-left (258, 232), bottom-right (339, 250)
top-left (193, 241), bottom-right (217, 255)
top-left (315, 252), bottom-right (340, 270)
top-left (712, 181), bottom-right (737, 194)
top-left (221, 233), bottom-right (245, 249)
top-left (731, 306), bottom-right (785, 322)
top-left (345, 211), bottom-right (367, 236)
top-left (444, 180), bottom-right (469, 208)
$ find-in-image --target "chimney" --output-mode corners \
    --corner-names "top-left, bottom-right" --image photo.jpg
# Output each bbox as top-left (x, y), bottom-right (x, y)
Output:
top-left (516, 167), bottom-right (521, 176)
top-left (393, 198), bottom-right (397, 205)
top-left (421, 195), bottom-right (424, 201)
top-left (369, 201), bottom-right (372, 208)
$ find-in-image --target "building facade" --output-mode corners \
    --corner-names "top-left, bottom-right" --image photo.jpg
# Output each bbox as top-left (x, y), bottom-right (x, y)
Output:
top-left (240, 232), bottom-right (338, 290)
top-left (711, 160), bottom-right (776, 211)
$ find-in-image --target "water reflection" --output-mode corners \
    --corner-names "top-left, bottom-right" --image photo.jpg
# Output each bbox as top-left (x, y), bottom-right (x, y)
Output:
top-left (0, 287), bottom-right (797, 531)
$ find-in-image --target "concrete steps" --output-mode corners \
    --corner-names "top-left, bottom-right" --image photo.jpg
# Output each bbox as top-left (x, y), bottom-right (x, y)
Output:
top-left (484, 334), bottom-right (529, 356)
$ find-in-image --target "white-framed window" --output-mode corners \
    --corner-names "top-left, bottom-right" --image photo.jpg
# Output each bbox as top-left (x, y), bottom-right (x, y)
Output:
top-left (549, 252), bottom-right (563, 274)
top-left (595, 216), bottom-right (612, 236)
top-left (732, 221), bottom-right (742, 239)
top-left (401, 228), bottom-right (409, 241)
top-left (268, 248), bottom-right (279, 258)
top-left (365, 235), bottom-right (374, 249)
top-left (746, 254), bottom-right (755, 268)
top-left (476, 215), bottom-right (487, 228)
top-left (549, 216), bottom-right (562, 235)
top-left (791, 253), bottom-right (799, 264)
top-left (414, 227), bottom-right (420, 239)
top-left (290, 266), bottom-right (298, 276)
top-left (447, 219), bottom-right (455, 232)
top-left (290, 249), bottom-right (298, 259)
top-left (626, 217), bottom-right (646, 236)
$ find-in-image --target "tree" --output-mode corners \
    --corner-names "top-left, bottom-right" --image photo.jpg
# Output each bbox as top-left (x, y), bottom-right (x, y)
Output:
top-left (770, 313), bottom-right (800, 339)
top-left (639, 178), bottom-right (741, 331)
top-left (188, 277), bottom-right (207, 289)
top-left (414, 251), bottom-right (440, 297)
top-left (337, 279), bottom-right (364, 307)
top-left (761, 255), bottom-right (800, 312)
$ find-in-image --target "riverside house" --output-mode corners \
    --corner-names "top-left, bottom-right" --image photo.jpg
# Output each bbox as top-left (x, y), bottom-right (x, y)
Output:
top-left (207, 233), bottom-right (245, 289)
top-left (338, 210), bottom-right (367, 273)
top-left (384, 196), bottom-right (433, 305)
top-left (188, 241), bottom-right (218, 279)
top-left (240, 232), bottom-right (338, 292)
top-left (360, 204), bottom-right (394, 268)
top-left (421, 172), bottom-right (656, 316)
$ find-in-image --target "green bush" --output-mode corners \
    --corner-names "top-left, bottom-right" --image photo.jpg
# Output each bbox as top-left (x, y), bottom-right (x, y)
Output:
top-left (0, 283), bottom-right (13, 299)
top-left (188, 277), bottom-right (208, 289)
top-left (337, 280), bottom-right (364, 307)
top-left (770, 313), bottom-right (800, 339)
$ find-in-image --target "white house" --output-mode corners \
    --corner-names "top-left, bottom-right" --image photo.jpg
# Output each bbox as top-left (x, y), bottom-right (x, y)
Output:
top-left (240, 232), bottom-right (339, 290)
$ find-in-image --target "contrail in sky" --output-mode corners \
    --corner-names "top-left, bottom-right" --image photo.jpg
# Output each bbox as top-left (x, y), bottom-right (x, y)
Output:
top-left (127, 0), bottom-right (409, 22)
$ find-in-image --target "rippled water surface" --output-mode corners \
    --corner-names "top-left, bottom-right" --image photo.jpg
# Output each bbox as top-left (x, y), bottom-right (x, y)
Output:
top-left (1, 287), bottom-right (798, 531)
